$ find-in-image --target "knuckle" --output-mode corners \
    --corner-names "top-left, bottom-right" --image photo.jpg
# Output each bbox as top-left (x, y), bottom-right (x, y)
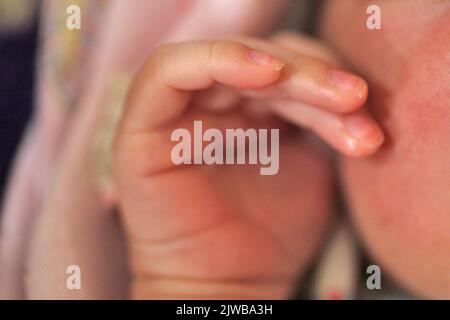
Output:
top-left (206, 40), bottom-right (220, 68)
top-left (148, 43), bottom-right (182, 85)
top-left (207, 40), bottom-right (246, 64)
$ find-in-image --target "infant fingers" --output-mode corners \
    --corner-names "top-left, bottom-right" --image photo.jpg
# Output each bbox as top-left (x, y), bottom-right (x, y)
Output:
top-left (231, 35), bottom-right (368, 113)
top-left (269, 100), bottom-right (384, 157)
top-left (234, 34), bottom-right (384, 156)
top-left (118, 40), bottom-right (284, 135)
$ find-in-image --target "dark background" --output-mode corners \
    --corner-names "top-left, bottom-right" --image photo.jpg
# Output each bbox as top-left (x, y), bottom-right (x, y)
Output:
top-left (0, 16), bottom-right (38, 200)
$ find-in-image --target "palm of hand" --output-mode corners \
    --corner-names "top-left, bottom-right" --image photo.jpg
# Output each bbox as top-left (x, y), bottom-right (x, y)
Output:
top-left (117, 97), bottom-right (334, 298)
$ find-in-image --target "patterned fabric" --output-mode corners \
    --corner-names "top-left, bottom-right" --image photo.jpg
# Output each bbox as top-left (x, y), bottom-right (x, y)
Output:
top-left (39, 0), bottom-right (108, 110)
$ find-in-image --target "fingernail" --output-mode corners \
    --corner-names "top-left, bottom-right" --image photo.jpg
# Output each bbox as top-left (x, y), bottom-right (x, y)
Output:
top-left (248, 50), bottom-right (285, 71)
top-left (329, 69), bottom-right (367, 98)
top-left (344, 114), bottom-right (385, 149)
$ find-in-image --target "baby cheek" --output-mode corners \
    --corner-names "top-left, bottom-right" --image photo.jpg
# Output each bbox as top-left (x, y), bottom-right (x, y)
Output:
top-left (340, 35), bottom-right (450, 298)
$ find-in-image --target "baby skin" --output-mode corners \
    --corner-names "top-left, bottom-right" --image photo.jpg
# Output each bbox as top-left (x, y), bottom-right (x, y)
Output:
top-left (321, 0), bottom-right (450, 298)
top-left (113, 33), bottom-right (385, 299)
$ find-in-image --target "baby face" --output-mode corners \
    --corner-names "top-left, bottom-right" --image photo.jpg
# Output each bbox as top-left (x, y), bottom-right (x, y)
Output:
top-left (320, 0), bottom-right (450, 298)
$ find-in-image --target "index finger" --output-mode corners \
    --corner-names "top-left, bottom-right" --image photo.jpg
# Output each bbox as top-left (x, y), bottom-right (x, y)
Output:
top-left (119, 40), bottom-right (285, 135)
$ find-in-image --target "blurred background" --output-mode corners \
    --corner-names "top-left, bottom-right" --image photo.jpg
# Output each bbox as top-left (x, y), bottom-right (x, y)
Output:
top-left (0, 0), bottom-right (38, 199)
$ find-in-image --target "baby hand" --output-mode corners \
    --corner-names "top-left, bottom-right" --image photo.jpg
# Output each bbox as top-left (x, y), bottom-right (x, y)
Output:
top-left (113, 32), bottom-right (384, 299)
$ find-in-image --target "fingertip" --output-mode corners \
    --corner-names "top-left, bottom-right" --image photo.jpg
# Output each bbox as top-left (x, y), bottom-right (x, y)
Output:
top-left (247, 49), bottom-right (285, 71)
top-left (284, 61), bottom-right (368, 114)
top-left (341, 114), bottom-right (385, 157)
top-left (329, 69), bottom-right (369, 113)
top-left (342, 137), bottom-right (384, 158)
top-left (329, 69), bottom-right (367, 99)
